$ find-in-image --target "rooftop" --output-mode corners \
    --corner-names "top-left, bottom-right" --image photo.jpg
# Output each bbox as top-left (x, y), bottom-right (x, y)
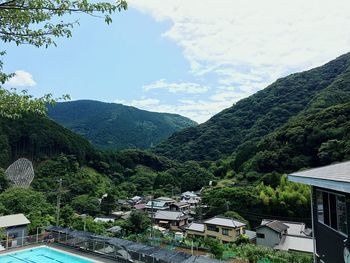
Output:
top-left (155, 197), bottom-right (176, 202)
top-left (257, 220), bottom-right (288, 233)
top-left (145, 200), bottom-right (169, 209)
top-left (154, 211), bottom-right (188, 221)
top-left (186, 222), bottom-right (205, 232)
top-left (274, 235), bottom-right (313, 253)
top-left (204, 216), bottom-right (246, 228)
top-left (288, 161), bottom-right (350, 193)
top-left (260, 219), bottom-right (310, 236)
top-left (0, 214), bottom-right (30, 228)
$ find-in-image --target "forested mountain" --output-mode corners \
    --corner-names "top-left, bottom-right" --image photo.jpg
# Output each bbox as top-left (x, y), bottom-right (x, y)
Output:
top-left (0, 114), bottom-right (94, 167)
top-left (154, 53), bottom-right (350, 162)
top-left (47, 100), bottom-right (197, 150)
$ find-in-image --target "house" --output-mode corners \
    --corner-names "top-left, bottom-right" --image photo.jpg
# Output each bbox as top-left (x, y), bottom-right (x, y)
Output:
top-left (169, 202), bottom-right (190, 213)
top-left (256, 220), bottom-right (288, 247)
top-left (256, 219), bottom-right (313, 254)
top-left (0, 214), bottom-right (30, 247)
top-left (155, 197), bottom-right (176, 205)
top-left (288, 161), bottom-right (350, 263)
top-left (130, 196), bottom-right (142, 204)
top-left (154, 211), bottom-right (189, 231)
top-left (134, 203), bottom-right (146, 211)
top-left (186, 216), bottom-right (246, 243)
top-left (145, 200), bottom-right (169, 213)
top-left (181, 191), bottom-right (201, 207)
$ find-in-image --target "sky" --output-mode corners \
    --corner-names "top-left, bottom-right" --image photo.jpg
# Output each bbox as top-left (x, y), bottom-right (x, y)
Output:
top-left (3, 0), bottom-right (350, 123)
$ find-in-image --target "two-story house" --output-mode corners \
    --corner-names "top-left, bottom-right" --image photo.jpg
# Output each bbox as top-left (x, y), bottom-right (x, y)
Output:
top-left (186, 216), bottom-right (246, 243)
top-left (288, 161), bottom-right (350, 263)
top-left (154, 211), bottom-right (189, 231)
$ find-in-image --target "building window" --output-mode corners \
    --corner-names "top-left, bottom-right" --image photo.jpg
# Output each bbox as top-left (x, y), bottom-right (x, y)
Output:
top-left (337, 195), bottom-right (347, 235)
top-left (257, 233), bottom-right (265, 239)
top-left (207, 225), bottom-right (219, 232)
top-left (316, 190), bottom-right (347, 236)
top-left (222, 228), bottom-right (229, 236)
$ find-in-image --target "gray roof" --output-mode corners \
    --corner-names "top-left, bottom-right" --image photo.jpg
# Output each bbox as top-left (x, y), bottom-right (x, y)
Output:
top-left (260, 219), bottom-right (310, 236)
top-left (155, 197), bottom-right (176, 202)
top-left (274, 235), bottom-right (313, 253)
top-left (172, 202), bottom-right (190, 207)
top-left (154, 211), bottom-right (188, 221)
top-left (204, 216), bottom-right (246, 228)
top-left (186, 223), bottom-right (205, 232)
top-left (0, 214), bottom-right (30, 228)
top-left (288, 161), bottom-right (350, 193)
top-left (257, 220), bottom-right (288, 233)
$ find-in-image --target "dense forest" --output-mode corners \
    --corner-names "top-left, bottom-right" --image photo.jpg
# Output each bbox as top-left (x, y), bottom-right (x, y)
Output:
top-left (48, 100), bottom-right (197, 150)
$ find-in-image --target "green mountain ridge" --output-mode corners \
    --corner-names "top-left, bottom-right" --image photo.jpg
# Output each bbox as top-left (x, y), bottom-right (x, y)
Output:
top-left (153, 52), bottom-right (350, 162)
top-left (47, 100), bottom-right (197, 150)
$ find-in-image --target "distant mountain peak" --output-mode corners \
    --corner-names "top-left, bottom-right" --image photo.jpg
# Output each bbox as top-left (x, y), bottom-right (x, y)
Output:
top-left (47, 100), bottom-right (197, 150)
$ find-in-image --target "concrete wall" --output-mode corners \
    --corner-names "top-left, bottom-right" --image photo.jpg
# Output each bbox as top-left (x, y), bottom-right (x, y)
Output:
top-left (256, 227), bottom-right (281, 247)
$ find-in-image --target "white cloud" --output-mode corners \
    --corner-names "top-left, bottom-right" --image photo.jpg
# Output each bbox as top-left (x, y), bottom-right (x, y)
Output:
top-left (6, 70), bottom-right (37, 87)
top-left (143, 79), bottom-right (209, 94)
top-left (127, 0), bottom-right (350, 122)
top-left (115, 98), bottom-right (160, 108)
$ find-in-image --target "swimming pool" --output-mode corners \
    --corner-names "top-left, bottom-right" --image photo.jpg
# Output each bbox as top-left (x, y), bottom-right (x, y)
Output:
top-left (0, 246), bottom-right (94, 263)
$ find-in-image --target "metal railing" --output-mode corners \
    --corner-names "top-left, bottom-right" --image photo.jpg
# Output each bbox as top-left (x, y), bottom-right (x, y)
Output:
top-left (0, 232), bottom-right (48, 252)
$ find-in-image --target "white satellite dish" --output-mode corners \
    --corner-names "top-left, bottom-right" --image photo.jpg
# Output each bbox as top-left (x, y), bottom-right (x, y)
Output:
top-left (5, 158), bottom-right (35, 188)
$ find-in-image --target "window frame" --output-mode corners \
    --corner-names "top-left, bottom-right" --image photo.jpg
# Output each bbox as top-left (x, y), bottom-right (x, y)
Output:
top-left (316, 189), bottom-right (348, 237)
top-left (257, 233), bottom-right (265, 239)
top-left (222, 228), bottom-right (230, 236)
top-left (207, 224), bottom-right (219, 232)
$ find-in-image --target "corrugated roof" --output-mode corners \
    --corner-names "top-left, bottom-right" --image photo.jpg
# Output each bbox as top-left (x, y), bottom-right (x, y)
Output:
top-left (258, 220), bottom-right (288, 233)
top-left (0, 214), bottom-right (30, 228)
top-left (186, 223), bottom-right (205, 232)
top-left (204, 216), bottom-right (246, 228)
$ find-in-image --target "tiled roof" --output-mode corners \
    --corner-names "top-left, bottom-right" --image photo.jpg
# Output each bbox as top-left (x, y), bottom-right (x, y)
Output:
top-left (290, 161), bottom-right (350, 183)
top-left (258, 220), bottom-right (288, 233)
top-left (154, 211), bottom-right (188, 221)
top-left (186, 223), bottom-right (205, 232)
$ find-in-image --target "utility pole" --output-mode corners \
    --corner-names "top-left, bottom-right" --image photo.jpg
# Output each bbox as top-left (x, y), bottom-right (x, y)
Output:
top-left (150, 198), bottom-right (154, 245)
top-left (56, 178), bottom-right (62, 226)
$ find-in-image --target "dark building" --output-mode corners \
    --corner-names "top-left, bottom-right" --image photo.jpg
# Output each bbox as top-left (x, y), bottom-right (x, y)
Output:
top-left (288, 161), bottom-right (350, 263)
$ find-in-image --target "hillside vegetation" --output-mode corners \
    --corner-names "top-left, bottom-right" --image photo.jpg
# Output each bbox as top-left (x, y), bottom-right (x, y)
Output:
top-left (1, 53), bottom-right (350, 237)
top-left (154, 53), bottom-right (350, 162)
top-left (48, 100), bottom-right (197, 150)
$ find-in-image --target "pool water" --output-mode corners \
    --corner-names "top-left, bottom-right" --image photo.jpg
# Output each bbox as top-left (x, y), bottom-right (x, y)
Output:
top-left (0, 247), bottom-right (94, 263)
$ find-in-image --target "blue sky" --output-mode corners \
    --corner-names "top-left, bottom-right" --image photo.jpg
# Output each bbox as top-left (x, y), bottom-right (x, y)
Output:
top-left (3, 1), bottom-right (350, 122)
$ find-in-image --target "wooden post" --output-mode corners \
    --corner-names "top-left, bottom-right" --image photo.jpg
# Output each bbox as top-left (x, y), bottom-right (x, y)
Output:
top-left (6, 232), bottom-right (8, 250)
top-left (21, 229), bottom-right (24, 246)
